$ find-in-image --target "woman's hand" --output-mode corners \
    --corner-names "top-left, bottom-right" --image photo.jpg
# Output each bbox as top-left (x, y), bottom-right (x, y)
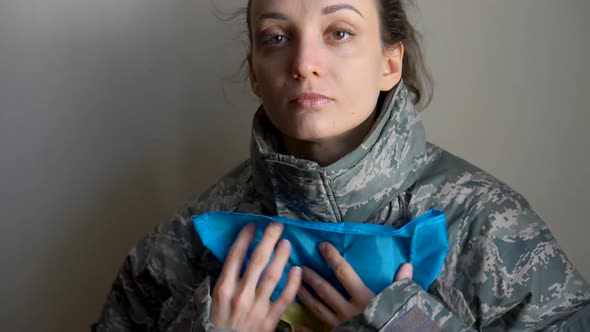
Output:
top-left (210, 222), bottom-right (302, 332)
top-left (297, 242), bottom-right (414, 328)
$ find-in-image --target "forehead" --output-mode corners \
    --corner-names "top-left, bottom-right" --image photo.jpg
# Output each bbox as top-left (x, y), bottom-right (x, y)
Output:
top-left (250, 0), bottom-right (378, 21)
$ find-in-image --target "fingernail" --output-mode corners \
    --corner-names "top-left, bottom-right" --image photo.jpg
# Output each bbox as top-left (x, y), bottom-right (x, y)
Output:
top-left (399, 264), bottom-right (413, 280)
top-left (279, 239), bottom-right (291, 249)
top-left (299, 266), bottom-right (309, 278)
top-left (318, 242), bottom-right (327, 252)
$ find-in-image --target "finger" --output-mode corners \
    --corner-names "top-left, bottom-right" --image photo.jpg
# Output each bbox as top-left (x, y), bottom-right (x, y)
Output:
top-left (211, 223), bottom-right (256, 325)
top-left (301, 266), bottom-right (352, 317)
top-left (241, 222), bottom-right (285, 290)
top-left (217, 223), bottom-right (257, 284)
top-left (256, 239), bottom-right (292, 300)
top-left (318, 242), bottom-right (374, 304)
top-left (395, 263), bottom-right (414, 281)
top-left (267, 266), bottom-right (302, 326)
top-left (297, 284), bottom-right (340, 328)
top-left (228, 223), bottom-right (284, 328)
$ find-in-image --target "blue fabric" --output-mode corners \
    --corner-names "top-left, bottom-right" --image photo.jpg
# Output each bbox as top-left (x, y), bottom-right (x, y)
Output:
top-left (192, 210), bottom-right (449, 302)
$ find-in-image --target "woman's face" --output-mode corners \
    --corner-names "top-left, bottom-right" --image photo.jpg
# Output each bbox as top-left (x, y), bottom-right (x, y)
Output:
top-left (248, 0), bottom-right (402, 143)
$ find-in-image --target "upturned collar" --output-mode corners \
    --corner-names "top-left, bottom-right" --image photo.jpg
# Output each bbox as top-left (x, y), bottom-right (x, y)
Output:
top-left (250, 82), bottom-right (427, 223)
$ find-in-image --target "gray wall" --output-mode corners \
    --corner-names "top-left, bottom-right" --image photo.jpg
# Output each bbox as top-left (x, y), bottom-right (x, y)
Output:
top-left (0, 0), bottom-right (587, 331)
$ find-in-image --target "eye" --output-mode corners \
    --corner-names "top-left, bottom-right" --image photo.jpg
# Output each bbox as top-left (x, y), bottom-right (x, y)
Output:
top-left (262, 33), bottom-right (288, 46)
top-left (329, 29), bottom-right (355, 41)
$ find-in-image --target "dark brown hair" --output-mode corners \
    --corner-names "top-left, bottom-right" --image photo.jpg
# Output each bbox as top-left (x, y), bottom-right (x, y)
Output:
top-left (244, 0), bottom-right (433, 110)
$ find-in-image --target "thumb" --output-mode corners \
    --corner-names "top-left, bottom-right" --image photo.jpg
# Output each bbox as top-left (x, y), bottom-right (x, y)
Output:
top-left (395, 263), bottom-right (413, 281)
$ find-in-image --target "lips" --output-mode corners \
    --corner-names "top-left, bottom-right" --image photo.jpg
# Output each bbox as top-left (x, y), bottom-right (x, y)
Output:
top-left (290, 92), bottom-right (333, 110)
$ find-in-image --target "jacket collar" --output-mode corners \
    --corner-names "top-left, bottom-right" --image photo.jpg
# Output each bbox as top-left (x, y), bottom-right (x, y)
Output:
top-left (250, 82), bottom-right (427, 222)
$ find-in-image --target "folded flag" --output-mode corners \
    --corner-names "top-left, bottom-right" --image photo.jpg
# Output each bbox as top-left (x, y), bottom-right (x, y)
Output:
top-left (192, 210), bottom-right (449, 301)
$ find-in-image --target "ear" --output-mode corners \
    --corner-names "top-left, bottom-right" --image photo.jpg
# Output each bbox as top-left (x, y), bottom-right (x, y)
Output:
top-left (380, 43), bottom-right (404, 91)
top-left (247, 54), bottom-right (262, 97)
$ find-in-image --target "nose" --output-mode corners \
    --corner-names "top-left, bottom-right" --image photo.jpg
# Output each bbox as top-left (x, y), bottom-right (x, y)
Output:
top-left (290, 33), bottom-right (323, 80)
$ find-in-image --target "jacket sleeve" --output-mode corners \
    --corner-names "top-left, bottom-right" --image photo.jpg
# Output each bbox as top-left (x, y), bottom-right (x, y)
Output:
top-left (92, 210), bottom-right (223, 332)
top-left (334, 204), bottom-right (590, 332)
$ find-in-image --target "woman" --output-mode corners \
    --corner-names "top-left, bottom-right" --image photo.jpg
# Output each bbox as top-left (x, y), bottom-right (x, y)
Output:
top-left (94, 0), bottom-right (590, 331)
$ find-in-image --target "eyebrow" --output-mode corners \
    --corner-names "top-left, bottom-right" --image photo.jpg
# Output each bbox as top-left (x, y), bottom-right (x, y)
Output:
top-left (256, 12), bottom-right (288, 23)
top-left (256, 3), bottom-right (364, 23)
top-left (321, 4), bottom-right (364, 18)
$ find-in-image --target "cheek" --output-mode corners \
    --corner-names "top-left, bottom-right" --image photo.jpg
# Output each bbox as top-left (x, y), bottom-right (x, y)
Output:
top-left (335, 55), bottom-right (383, 110)
top-left (255, 68), bottom-right (288, 121)
top-left (255, 63), bottom-right (288, 95)
top-left (332, 41), bottom-right (383, 87)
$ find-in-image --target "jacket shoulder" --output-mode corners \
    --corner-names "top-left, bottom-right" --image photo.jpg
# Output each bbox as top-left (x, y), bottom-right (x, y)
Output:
top-left (413, 143), bottom-right (531, 219)
top-left (94, 159), bottom-right (257, 330)
top-left (180, 159), bottom-right (257, 217)
top-left (413, 145), bottom-right (590, 330)
top-left (128, 159), bottom-right (255, 274)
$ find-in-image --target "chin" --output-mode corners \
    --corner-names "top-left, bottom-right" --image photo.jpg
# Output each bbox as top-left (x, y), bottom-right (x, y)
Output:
top-left (282, 127), bottom-right (342, 143)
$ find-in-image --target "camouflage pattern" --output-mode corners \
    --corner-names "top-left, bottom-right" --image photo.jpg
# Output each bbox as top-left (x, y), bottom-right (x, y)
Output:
top-left (93, 82), bottom-right (590, 331)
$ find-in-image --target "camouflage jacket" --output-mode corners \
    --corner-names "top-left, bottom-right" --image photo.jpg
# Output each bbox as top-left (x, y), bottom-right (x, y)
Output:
top-left (93, 83), bottom-right (590, 331)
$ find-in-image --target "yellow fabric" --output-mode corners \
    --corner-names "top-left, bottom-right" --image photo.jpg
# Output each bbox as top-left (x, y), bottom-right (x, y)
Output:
top-left (280, 302), bottom-right (331, 332)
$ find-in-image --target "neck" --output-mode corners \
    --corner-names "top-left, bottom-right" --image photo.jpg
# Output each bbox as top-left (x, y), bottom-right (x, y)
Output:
top-left (282, 110), bottom-right (378, 167)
